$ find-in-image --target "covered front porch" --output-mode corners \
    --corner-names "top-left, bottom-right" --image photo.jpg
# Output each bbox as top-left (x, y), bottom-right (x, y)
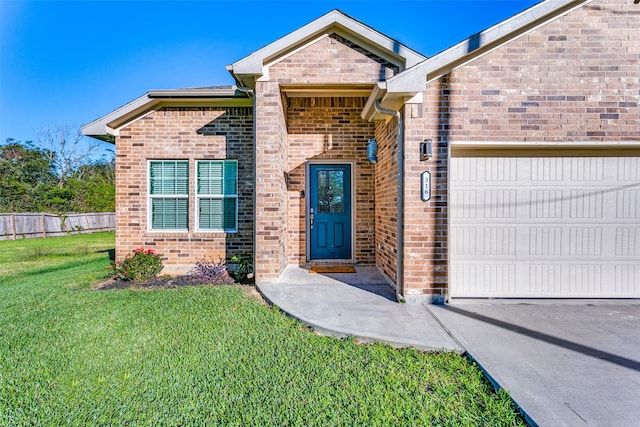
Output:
top-left (225, 9), bottom-right (433, 300)
top-left (250, 88), bottom-right (405, 292)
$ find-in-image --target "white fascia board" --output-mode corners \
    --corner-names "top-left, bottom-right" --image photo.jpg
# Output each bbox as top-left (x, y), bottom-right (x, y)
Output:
top-left (82, 93), bottom-right (154, 142)
top-left (361, 82), bottom-right (424, 122)
top-left (229, 10), bottom-right (425, 77)
top-left (147, 87), bottom-right (240, 98)
top-left (361, 82), bottom-right (386, 121)
top-left (387, 0), bottom-right (593, 94)
top-left (82, 89), bottom-right (251, 141)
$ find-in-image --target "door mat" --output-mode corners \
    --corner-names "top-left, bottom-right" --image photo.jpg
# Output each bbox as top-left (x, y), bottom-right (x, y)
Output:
top-left (309, 266), bottom-right (356, 274)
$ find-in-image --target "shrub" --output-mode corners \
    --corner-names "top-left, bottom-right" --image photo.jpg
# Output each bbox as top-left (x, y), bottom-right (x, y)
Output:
top-left (111, 248), bottom-right (163, 282)
top-left (230, 253), bottom-right (254, 283)
top-left (189, 256), bottom-right (234, 285)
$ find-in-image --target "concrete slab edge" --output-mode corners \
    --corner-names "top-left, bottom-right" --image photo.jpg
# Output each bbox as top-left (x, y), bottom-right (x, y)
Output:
top-left (256, 284), bottom-right (462, 353)
top-left (423, 304), bottom-right (539, 427)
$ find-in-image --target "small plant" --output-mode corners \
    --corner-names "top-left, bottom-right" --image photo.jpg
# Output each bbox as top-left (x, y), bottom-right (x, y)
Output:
top-left (230, 253), bottom-right (254, 283)
top-left (189, 256), bottom-right (234, 285)
top-left (58, 214), bottom-right (68, 233)
top-left (111, 247), bottom-right (163, 282)
top-left (31, 247), bottom-right (46, 259)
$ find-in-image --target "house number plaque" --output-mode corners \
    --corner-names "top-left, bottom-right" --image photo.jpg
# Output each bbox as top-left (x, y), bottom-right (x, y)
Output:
top-left (421, 171), bottom-right (431, 202)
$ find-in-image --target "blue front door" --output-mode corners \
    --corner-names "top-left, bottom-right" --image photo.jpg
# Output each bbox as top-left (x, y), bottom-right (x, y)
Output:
top-left (309, 164), bottom-right (352, 260)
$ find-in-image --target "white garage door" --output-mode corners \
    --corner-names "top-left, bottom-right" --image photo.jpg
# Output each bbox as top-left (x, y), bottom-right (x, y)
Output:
top-left (450, 155), bottom-right (640, 298)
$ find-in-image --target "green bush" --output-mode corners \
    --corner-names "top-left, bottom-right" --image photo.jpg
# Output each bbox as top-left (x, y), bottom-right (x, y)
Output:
top-left (111, 247), bottom-right (163, 281)
top-left (231, 252), bottom-right (254, 283)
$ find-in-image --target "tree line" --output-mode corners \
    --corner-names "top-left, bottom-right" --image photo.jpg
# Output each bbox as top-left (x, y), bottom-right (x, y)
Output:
top-left (0, 127), bottom-right (115, 213)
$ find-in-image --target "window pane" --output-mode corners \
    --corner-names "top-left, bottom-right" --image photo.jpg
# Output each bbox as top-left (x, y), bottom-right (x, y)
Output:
top-left (198, 162), bottom-right (223, 195)
top-left (199, 198), bottom-right (223, 229)
top-left (317, 170), bottom-right (344, 214)
top-left (199, 197), bottom-right (237, 231)
top-left (150, 161), bottom-right (188, 195)
top-left (152, 198), bottom-right (188, 230)
top-left (198, 161), bottom-right (237, 196)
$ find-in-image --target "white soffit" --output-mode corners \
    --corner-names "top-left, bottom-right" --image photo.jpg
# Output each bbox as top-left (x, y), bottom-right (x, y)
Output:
top-left (281, 84), bottom-right (374, 98)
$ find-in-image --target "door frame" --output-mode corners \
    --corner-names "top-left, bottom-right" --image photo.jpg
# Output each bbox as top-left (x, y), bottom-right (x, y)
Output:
top-left (305, 159), bottom-right (356, 262)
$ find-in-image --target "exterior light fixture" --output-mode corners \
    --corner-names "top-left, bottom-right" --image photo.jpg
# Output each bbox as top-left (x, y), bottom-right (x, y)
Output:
top-left (420, 139), bottom-right (433, 161)
top-left (367, 138), bottom-right (378, 164)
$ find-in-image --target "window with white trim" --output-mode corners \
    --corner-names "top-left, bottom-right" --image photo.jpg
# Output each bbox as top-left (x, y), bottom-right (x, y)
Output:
top-left (149, 161), bottom-right (189, 230)
top-left (197, 160), bottom-right (238, 232)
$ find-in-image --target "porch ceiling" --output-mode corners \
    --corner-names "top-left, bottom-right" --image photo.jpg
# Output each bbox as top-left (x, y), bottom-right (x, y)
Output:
top-left (280, 84), bottom-right (374, 98)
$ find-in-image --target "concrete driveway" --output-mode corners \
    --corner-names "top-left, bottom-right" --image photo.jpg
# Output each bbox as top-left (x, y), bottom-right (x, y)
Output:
top-left (427, 301), bottom-right (640, 427)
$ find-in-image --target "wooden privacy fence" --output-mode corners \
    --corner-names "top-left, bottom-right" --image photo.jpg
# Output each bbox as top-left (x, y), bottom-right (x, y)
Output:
top-left (0, 213), bottom-right (115, 240)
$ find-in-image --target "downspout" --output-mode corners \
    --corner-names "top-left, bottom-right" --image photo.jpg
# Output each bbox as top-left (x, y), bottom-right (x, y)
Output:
top-left (374, 101), bottom-right (405, 301)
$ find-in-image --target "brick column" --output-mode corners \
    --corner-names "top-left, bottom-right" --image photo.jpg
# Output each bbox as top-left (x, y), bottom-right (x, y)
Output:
top-left (403, 94), bottom-right (450, 303)
top-left (254, 82), bottom-right (288, 280)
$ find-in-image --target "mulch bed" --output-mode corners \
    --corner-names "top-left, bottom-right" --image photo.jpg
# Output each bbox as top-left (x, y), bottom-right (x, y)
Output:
top-left (95, 275), bottom-right (212, 290)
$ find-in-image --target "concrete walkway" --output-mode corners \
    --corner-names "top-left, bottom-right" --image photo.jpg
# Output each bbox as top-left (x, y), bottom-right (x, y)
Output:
top-left (427, 301), bottom-right (640, 427)
top-left (257, 265), bottom-right (462, 352)
top-left (258, 267), bottom-right (640, 426)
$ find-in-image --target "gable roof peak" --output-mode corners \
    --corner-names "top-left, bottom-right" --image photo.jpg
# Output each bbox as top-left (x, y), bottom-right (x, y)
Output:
top-left (228, 9), bottom-right (426, 88)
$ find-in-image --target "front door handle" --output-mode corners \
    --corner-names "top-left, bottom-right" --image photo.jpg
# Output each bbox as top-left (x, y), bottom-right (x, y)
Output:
top-left (309, 208), bottom-right (314, 229)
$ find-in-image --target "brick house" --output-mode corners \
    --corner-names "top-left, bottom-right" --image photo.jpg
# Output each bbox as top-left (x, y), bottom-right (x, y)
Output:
top-left (84, 0), bottom-right (639, 302)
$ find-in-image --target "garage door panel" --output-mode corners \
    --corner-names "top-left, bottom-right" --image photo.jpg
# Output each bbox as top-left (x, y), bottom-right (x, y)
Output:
top-left (570, 157), bottom-right (604, 181)
top-left (484, 227), bottom-right (516, 256)
top-left (531, 157), bottom-right (564, 181)
top-left (530, 190), bottom-right (563, 218)
top-left (450, 227), bottom-right (477, 256)
top-left (617, 190), bottom-right (640, 218)
top-left (615, 264), bottom-right (640, 294)
top-left (569, 190), bottom-right (603, 218)
top-left (450, 156), bottom-right (640, 298)
top-left (615, 227), bottom-right (640, 256)
top-left (617, 157), bottom-right (640, 181)
top-left (529, 264), bottom-right (563, 294)
top-left (450, 261), bottom-right (634, 298)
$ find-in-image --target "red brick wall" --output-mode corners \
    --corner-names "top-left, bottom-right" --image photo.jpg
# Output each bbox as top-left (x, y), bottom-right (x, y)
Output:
top-left (442, 0), bottom-right (639, 142)
top-left (272, 33), bottom-right (399, 84)
top-left (285, 97), bottom-right (375, 264)
top-left (254, 82), bottom-right (288, 280)
top-left (374, 118), bottom-right (399, 285)
top-left (401, 0), bottom-right (639, 300)
top-left (114, 106), bottom-right (254, 274)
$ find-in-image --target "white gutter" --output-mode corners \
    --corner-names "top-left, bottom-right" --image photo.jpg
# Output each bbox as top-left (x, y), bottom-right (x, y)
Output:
top-left (360, 82), bottom-right (387, 121)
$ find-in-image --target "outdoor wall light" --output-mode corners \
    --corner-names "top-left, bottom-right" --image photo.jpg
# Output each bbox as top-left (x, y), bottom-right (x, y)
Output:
top-left (420, 139), bottom-right (433, 161)
top-left (367, 138), bottom-right (378, 164)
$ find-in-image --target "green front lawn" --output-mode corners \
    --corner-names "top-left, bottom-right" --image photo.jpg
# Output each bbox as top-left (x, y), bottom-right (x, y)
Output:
top-left (0, 232), bottom-right (525, 426)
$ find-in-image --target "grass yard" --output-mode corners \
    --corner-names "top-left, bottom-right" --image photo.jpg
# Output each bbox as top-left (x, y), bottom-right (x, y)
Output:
top-left (0, 232), bottom-right (525, 426)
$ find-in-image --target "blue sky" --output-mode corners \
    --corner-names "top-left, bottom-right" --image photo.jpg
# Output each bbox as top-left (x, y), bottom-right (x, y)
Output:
top-left (1, 0), bottom-right (538, 156)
